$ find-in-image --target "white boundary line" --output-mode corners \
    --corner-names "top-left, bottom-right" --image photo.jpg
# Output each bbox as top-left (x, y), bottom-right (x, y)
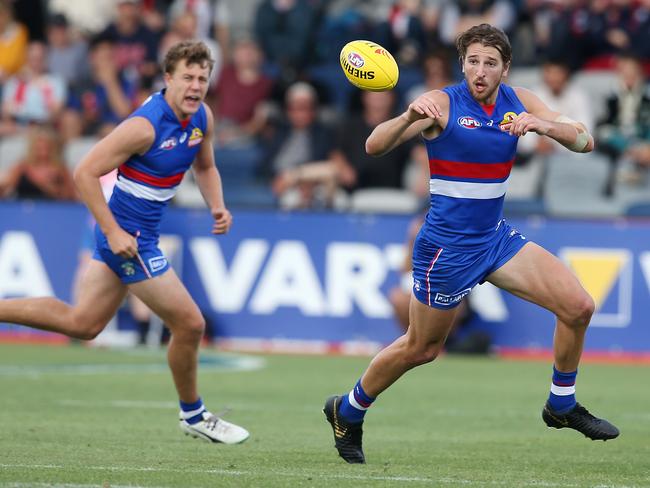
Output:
top-left (2, 484), bottom-right (170, 488)
top-left (0, 356), bottom-right (265, 376)
top-left (1, 464), bottom-right (646, 487)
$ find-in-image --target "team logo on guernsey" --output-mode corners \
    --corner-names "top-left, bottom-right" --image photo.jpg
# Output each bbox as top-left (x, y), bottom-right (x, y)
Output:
top-left (560, 248), bottom-right (632, 327)
top-left (180, 132), bottom-right (188, 144)
top-left (188, 128), bottom-right (203, 147)
top-left (160, 137), bottom-right (178, 150)
top-left (121, 262), bottom-right (136, 277)
top-left (347, 52), bottom-right (365, 68)
top-left (499, 111), bottom-right (517, 126)
top-left (457, 116), bottom-right (481, 129)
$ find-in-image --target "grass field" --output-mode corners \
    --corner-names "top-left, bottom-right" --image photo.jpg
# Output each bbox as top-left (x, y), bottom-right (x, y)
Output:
top-left (0, 344), bottom-right (648, 488)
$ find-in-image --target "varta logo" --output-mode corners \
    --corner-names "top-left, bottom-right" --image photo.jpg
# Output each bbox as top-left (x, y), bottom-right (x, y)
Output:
top-left (458, 116), bottom-right (481, 129)
top-left (561, 248), bottom-right (632, 327)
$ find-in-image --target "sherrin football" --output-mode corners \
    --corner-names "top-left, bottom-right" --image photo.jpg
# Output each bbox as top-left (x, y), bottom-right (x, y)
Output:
top-left (339, 40), bottom-right (399, 91)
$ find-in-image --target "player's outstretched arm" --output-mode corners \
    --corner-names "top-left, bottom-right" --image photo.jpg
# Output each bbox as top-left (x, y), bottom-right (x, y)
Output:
top-left (508, 87), bottom-right (594, 153)
top-left (73, 116), bottom-right (155, 257)
top-left (366, 90), bottom-right (448, 157)
top-left (192, 103), bottom-right (232, 235)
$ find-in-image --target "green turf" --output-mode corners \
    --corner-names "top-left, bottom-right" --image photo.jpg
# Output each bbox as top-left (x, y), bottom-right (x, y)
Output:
top-left (0, 344), bottom-right (648, 488)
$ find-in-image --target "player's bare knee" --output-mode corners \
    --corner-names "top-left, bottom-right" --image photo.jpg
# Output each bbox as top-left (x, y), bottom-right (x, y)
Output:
top-left (67, 311), bottom-right (106, 340)
top-left (171, 315), bottom-right (205, 342)
top-left (72, 319), bottom-right (107, 340)
top-left (404, 342), bottom-right (443, 368)
top-left (189, 317), bottom-right (206, 338)
top-left (564, 293), bottom-right (595, 329)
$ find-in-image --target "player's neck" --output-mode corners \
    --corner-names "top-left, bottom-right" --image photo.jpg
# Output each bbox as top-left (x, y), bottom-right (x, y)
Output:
top-left (477, 90), bottom-right (498, 106)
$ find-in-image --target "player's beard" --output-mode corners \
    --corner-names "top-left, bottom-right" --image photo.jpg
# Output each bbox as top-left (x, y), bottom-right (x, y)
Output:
top-left (469, 80), bottom-right (499, 104)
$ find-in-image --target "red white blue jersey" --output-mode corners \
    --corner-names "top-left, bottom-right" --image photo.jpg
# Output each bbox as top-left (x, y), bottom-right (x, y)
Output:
top-left (109, 90), bottom-right (207, 240)
top-left (423, 81), bottom-right (525, 248)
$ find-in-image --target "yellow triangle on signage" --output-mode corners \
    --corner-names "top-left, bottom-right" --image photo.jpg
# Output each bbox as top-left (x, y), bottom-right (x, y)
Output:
top-left (563, 251), bottom-right (627, 310)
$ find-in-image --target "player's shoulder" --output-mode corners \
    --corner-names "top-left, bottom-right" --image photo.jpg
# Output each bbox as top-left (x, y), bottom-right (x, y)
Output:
top-left (117, 116), bottom-right (156, 141)
top-left (99, 116), bottom-right (155, 156)
top-left (132, 92), bottom-right (166, 124)
top-left (509, 85), bottom-right (537, 103)
top-left (421, 89), bottom-right (450, 108)
top-left (509, 86), bottom-right (546, 112)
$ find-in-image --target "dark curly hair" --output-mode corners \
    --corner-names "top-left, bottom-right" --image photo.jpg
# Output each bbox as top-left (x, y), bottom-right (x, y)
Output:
top-left (456, 24), bottom-right (512, 66)
top-left (162, 40), bottom-right (215, 75)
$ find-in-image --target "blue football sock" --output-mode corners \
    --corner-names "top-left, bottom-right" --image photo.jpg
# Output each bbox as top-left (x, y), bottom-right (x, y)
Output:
top-left (180, 397), bottom-right (206, 425)
top-left (339, 379), bottom-right (375, 423)
top-left (547, 366), bottom-right (577, 414)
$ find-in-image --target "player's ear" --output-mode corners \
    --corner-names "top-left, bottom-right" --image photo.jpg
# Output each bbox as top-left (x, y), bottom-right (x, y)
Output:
top-left (459, 57), bottom-right (464, 73)
top-left (502, 62), bottom-right (510, 79)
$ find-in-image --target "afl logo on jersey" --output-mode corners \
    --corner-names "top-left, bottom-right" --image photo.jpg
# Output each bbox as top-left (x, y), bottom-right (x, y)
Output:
top-left (159, 137), bottom-right (178, 150)
top-left (458, 116), bottom-right (481, 129)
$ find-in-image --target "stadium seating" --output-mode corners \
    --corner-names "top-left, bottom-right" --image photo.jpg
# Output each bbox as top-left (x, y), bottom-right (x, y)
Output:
top-left (349, 188), bottom-right (420, 214)
top-left (543, 152), bottom-right (625, 217)
top-left (306, 63), bottom-right (355, 113)
top-left (506, 67), bottom-right (540, 89)
top-left (505, 157), bottom-right (545, 200)
top-left (0, 135), bottom-right (28, 172)
top-left (64, 136), bottom-right (99, 170)
top-left (572, 70), bottom-right (618, 121)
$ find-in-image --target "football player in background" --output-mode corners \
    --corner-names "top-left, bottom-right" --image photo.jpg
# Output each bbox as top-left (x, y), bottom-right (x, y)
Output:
top-left (0, 40), bottom-right (249, 445)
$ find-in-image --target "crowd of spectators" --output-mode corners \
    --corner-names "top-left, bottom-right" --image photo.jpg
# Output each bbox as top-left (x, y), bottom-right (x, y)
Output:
top-left (0, 0), bottom-right (649, 217)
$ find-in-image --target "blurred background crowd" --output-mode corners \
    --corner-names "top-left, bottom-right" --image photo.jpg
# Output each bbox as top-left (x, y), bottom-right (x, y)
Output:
top-left (1, 0), bottom-right (649, 218)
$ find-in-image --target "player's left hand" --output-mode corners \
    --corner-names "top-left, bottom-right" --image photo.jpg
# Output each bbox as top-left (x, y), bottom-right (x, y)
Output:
top-left (211, 207), bottom-right (232, 234)
top-left (500, 112), bottom-right (551, 137)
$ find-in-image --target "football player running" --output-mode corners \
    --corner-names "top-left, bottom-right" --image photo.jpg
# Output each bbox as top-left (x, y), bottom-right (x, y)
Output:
top-left (324, 24), bottom-right (618, 464)
top-left (0, 41), bottom-right (249, 445)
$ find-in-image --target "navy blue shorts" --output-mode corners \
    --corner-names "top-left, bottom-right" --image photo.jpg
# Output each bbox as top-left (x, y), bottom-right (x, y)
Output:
top-left (92, 226), bottom-right (170, 284)
top-left (412, 219), bottom-right (528, 309)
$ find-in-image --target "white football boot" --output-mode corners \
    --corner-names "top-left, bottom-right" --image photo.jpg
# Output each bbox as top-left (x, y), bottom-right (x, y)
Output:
top-left (179, 411), bottom-right (250, 444)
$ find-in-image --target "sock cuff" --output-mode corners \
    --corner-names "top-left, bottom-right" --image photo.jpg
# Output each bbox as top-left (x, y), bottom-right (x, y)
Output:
top-left (552, 366), bottom-right (577, 386)
top-left (353, 379), bottom-right (375, 407)
top-left (180, 397), bottom-right (203, 412)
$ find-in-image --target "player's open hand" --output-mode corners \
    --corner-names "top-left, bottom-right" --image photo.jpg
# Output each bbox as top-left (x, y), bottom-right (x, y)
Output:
top-left (211, 207), bottom-right (232, 234)
top-left (500, 112), bottom-right (551, 137)
top-left (405, 94), bottom-right (443, 123)
top-left (106, 228), bottom-right (139, 258)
